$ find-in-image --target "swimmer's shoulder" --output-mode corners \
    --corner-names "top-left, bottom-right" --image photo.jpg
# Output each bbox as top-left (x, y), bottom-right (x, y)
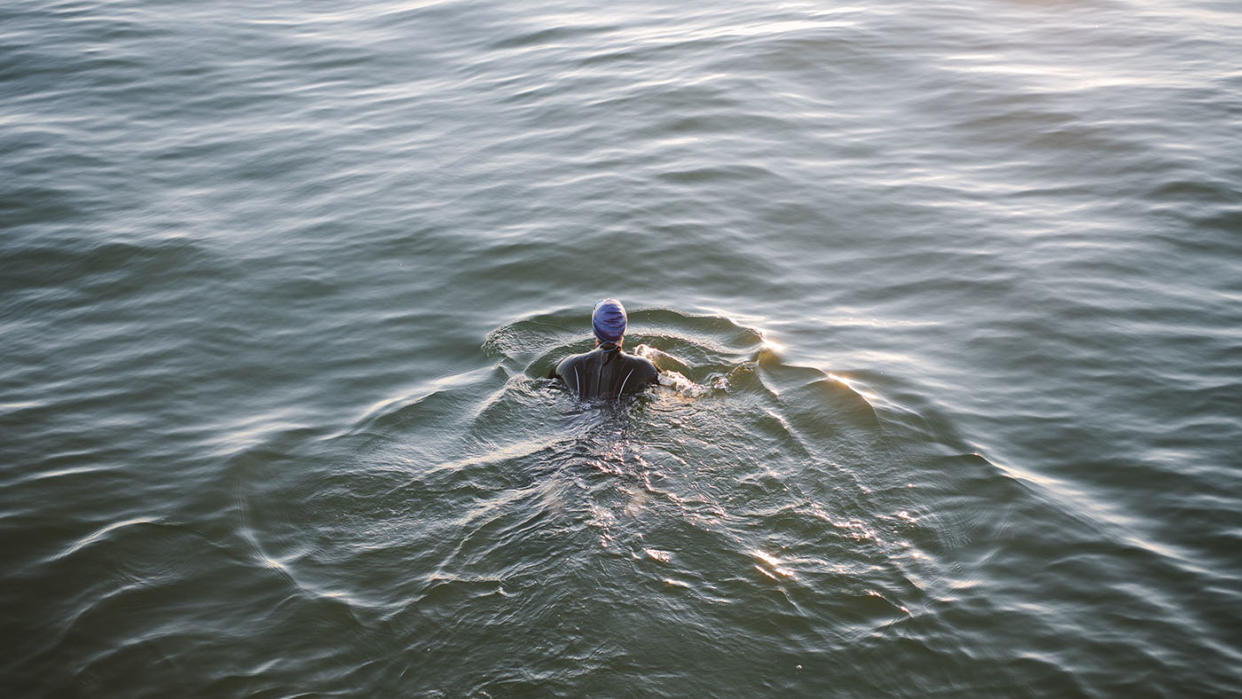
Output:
top-left (550, 347), bottom-right (600, 380)
top-left (622, 350), bottom-right (660, 384)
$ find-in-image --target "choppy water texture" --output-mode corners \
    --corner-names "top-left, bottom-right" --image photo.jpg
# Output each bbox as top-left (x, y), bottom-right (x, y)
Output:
top-left (3, 0), bottom-right (1241, 696)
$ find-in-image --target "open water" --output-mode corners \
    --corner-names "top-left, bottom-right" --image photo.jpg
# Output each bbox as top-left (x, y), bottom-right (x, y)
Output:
top-left (3, 0), bottom-right (1241, 696)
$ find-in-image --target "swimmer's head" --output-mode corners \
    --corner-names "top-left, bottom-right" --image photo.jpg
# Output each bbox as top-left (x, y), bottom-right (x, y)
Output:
top-left (592, 298), bottom-right (627, 343)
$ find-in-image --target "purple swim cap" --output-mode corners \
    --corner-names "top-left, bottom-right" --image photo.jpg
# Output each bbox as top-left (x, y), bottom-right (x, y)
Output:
top-left (592, 298), bottom-right (627, 342)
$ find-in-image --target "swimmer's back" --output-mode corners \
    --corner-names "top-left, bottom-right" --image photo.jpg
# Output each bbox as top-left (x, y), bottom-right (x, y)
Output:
top-left (554, 346), bottom-right (659, 400)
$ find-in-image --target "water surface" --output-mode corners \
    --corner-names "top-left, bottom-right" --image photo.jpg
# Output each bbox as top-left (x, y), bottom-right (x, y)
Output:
top-left (2, 0), bottom-right (1241, 695)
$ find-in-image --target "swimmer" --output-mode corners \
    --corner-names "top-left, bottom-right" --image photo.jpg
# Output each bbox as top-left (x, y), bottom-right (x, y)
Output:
top-left (551, 298), bottom-right (661, 400)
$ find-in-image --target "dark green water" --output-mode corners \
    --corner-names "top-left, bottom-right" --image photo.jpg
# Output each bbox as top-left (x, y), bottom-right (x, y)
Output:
top-left (2, 0), bottom-right (1241, 696)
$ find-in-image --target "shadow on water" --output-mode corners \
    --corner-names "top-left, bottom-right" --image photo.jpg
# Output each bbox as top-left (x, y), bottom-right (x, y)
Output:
top-left (213, 306), bottom-right (1066, 695)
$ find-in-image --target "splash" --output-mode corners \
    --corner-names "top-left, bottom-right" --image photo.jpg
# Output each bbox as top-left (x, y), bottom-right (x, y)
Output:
top-left (634, 343), bottom-right (710, 398)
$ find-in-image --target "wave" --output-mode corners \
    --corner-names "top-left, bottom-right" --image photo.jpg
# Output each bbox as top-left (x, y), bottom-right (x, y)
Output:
top-left (208, 307), bottom-right (1005, 691)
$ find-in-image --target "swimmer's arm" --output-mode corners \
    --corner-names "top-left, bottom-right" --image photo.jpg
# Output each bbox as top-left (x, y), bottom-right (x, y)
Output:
top-left (548, 360), bottom-right (569, 385)
top-left (634, 344), bottom-right (690, 375)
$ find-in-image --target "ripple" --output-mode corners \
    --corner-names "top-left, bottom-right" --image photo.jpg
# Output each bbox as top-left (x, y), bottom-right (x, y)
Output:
top-left (5, 0), bottom-right (1242, 695)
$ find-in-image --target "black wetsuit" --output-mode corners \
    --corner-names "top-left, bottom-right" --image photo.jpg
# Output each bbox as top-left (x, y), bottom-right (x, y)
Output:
top-left (553, 345), bottom-right (660, 400)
